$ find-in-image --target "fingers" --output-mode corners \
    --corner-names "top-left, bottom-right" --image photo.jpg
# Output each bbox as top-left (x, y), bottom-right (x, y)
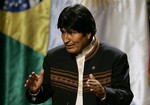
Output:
top-left (24, 70), bottom-right (44, 93)
top-left (31, 72), bottom-right (38, 80)
top-left (87, 74), bottom-right (96, 86)
top-left (86, 79), bottom-right (98, 91)
top-left (89, 74), bottom-right (95, 79)
top-left (86, 77), bottom-right (106, 99)
top-left (24, 71), bottom-right (39, 88)
top-left (86, 74), bottom-right (101, 92)
top-left (39, 70), bottom-right (44, 77)
top-left (86, 74), bottom-right (95, 91)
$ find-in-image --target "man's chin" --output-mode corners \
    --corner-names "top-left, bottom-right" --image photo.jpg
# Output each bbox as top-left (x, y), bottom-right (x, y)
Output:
top-left (66, 48), bottom-right (76, 54)
top-left (66, 49), bottom-right (75, 53)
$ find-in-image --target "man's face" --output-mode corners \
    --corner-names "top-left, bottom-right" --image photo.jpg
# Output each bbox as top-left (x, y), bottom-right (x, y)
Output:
top-left (60, 28), bottom-right (91, 55)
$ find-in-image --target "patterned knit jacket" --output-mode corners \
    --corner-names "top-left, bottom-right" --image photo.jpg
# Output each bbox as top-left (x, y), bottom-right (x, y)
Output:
top-left (26, 38), bottom-right (133, 105)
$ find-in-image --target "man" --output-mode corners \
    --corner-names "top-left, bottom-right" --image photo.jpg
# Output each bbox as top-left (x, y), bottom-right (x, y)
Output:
top-left (24, 4), bottom-right (133, 105)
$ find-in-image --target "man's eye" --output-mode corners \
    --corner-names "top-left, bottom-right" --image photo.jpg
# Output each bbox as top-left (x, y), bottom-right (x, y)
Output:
top-left (61, 31), bottom-right (65, 34)
top-left (68, 31), bottom-right (77, 34)
top-left (68, 32), bottom-right (73, 34)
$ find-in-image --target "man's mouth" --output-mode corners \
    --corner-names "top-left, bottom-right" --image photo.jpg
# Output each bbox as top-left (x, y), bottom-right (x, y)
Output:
top-left (66, 44), bottom-right (74, 49)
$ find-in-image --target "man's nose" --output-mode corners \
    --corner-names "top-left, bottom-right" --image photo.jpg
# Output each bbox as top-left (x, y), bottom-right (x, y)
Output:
top-left (62, 33), bottom-right (70, 43)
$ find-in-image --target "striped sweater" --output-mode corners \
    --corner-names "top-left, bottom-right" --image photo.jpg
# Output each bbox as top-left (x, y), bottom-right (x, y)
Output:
top-left (26, 38), bottom-right (133, 105)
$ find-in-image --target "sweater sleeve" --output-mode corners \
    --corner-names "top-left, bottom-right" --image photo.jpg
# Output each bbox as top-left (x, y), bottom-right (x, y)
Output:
top-left (98, 54), bottom-right (133, 105)
top-left (26, 53), bottom-right (53, 104)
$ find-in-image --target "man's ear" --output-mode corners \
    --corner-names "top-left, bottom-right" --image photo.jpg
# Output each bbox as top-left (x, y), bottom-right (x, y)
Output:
top-left (86, 33), bottom-right (92, 39)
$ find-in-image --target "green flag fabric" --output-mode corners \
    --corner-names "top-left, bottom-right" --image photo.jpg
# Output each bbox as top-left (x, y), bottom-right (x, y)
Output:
top-left (0, 0), bottom-right (52, 105)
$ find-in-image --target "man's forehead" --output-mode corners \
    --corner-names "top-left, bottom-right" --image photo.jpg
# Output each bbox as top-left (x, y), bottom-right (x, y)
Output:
top-left (60, 28), bottom-right (77, 33)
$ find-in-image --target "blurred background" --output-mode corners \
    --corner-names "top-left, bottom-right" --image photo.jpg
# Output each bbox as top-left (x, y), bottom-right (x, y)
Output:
top-left (0, 0), bottom-right (150, 105)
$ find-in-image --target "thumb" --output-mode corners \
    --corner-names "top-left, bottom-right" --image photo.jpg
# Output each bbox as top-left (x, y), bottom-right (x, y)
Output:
top-left (39, 70), bottom-right (44, 77)
top-left (89, 74), bottom-right (95, 79)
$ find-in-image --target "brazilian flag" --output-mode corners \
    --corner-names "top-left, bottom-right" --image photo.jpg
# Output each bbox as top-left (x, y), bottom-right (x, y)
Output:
top-left (0, 0), bottom-right (52, 105)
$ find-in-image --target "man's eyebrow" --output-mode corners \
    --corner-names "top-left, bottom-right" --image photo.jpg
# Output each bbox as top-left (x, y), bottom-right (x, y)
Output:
top-left (60, 28), bottom-right (77, 34)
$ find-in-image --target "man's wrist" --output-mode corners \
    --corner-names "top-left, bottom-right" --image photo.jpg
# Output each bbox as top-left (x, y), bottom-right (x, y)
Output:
top-left (100, 94), bottom-right (106, 101)
top-left (96, 86), bottom-right (106, 101)
top-left (29, 89), bottom-right (40, 96)
top-left (29, 89), bottom-right (41, 101)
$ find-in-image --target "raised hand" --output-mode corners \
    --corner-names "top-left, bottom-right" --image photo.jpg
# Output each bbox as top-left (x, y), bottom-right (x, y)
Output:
top-left (24, 70), bottom-right (44, 94)
top-left (86, 74), bottom-right (106, 99)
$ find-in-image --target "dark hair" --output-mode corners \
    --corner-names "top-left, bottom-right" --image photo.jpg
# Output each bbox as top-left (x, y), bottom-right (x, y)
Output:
top-left (57, 4), bottom-right (96, 37)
